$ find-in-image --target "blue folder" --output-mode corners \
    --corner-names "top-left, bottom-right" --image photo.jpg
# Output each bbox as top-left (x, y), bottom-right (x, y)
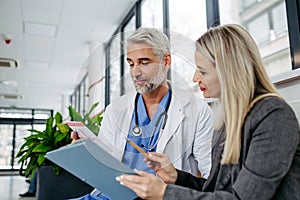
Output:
top-left (46, 139), bottom-right (137, 200)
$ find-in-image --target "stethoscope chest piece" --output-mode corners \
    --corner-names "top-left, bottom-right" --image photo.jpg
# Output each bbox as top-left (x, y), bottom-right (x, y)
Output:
top-left (132, 125), bottom-right (142, 137)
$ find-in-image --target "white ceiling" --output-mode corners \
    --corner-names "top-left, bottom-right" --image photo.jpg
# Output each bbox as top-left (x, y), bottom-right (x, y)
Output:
top-left (0, 0), bottom-right (136, 111)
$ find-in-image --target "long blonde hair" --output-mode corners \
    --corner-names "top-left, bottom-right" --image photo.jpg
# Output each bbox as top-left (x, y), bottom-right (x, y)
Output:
top-left (196, 24), bottom-right (279, 164)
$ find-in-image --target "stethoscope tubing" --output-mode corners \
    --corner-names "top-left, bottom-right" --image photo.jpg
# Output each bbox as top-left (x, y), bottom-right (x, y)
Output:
top-left (132, 90), bottom-right (172, 150)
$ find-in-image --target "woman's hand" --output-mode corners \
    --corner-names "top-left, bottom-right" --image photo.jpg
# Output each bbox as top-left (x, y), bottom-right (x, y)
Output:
top-left (145, 153), bottom-right (178, 184)
top-left (116, 169), bottom-right (167, 200)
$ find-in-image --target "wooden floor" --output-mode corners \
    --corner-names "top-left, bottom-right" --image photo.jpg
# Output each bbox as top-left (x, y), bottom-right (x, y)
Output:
top-left (0, 175), bottom-right (36, 200)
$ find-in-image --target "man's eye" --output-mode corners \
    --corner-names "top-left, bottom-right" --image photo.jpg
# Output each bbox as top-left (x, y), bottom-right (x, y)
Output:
top-left (128, 63), bottom-right (134, 67)
top-left (141, 62), bottom-right (149, 65)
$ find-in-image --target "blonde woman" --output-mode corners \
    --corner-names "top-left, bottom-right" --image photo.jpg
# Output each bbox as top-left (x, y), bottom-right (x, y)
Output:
top-left (116, 24), bottom-right (300, 200)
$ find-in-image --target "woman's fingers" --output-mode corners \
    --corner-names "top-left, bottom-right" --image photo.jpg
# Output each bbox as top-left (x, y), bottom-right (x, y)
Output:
top-left (116, 171), bottom-right (165, 200)
top-left (116, 173), bottom-right (151, 198)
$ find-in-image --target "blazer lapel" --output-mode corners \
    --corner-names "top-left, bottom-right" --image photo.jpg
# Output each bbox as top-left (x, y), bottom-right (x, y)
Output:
top-left (203, 129), bottom-right (225, 191)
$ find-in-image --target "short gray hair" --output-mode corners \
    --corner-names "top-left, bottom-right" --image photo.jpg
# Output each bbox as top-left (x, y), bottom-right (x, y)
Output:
top-left (127, 27), bottom-right (170, 61)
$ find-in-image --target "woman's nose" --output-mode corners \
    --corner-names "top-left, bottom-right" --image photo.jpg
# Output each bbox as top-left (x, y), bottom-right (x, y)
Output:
top-left (193, 71), bottom-right (201, 83)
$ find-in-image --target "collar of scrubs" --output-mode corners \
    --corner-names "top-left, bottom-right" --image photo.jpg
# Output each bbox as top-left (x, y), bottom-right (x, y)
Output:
top-left (137, 91), bottom-right (171, 127)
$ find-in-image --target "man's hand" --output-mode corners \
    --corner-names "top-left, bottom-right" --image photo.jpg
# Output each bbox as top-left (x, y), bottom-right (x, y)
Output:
top-left (70, 131), bottom-right (82, 143)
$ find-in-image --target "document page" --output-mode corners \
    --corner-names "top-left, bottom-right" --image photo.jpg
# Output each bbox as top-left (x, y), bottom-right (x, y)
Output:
top-left (66, 121), bottom-right (98, 140)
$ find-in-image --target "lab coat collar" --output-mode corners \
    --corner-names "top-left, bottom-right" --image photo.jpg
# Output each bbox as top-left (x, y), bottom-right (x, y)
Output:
top-left (110, 82), bottom-right (192, 158)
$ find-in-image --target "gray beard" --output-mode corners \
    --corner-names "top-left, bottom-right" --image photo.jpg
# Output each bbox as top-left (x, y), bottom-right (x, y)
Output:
top-left (134, 65), bottom-right (165, 94)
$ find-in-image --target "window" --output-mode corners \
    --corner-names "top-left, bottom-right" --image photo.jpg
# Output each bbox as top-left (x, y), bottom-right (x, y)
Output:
top-left (141, 0), bottom-right (163, 28)
top-left (0, 108), bottom-right (52, 170)
top-left (123, 16), bottom-right (136, 95)
top-left (109, 34), bottom-right (121, 102)
top-left (69, 74), bottom-right (89, 114)
top-left (242, 0), bottom-right (257, 10)
top-left (248, 13), bottom-right (270, 45)
top-left (272, 2), bottom-right (288, 37)
top-left (219, 0), bottom-right (292, 76)
top-left (169, 0), bottom-right (207, 96)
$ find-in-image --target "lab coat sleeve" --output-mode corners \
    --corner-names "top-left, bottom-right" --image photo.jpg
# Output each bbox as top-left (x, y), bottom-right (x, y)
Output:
top-left (97, 104), bottom-right (115, 148)
top-left (192, 100), bottom-right (214, 178)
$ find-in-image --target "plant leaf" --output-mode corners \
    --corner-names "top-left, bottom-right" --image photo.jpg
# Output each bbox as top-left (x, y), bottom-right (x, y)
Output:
top-left (32, 143), bottom-right (53, 153)
top-left (52, 164), bottom-right (62, 175)
top-left (57, 123), bottom-right (70, 134)
top-left (68, 105), bottom-right (83, 121)
top-left (54, 132), bottom-right (68, 144)
top-left (17, 149), bottom-right (34, 163)
top-left (26, 129), bottom-right (44, 135)
top-left (17, 138), bottom-right (40, 153)
top-left (24, 157), bottom-right (38, 177)
top-left (83, 102), bottom-right (99, 121)
top-left (87, 124), bottom-right (99, 135)
top-left (37, 154), bottom-right (46, 165)
top-left (55, 112), bottom-right (63, 124)
top-left (45, 117), bottom-right (54, 136)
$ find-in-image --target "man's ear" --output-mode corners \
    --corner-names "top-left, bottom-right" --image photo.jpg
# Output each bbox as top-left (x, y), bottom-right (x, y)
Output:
top-left (164, 53), bottom-right (171, 68)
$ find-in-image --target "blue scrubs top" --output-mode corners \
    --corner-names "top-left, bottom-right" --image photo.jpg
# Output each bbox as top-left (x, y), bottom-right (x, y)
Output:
top-left (122, 91), bottom-right (171, 174)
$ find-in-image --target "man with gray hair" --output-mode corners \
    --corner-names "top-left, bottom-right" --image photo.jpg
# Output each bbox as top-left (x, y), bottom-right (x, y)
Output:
top-left (72, 27), bottom-right (213, 198)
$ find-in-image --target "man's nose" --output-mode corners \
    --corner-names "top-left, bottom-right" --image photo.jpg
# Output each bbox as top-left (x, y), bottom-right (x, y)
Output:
top-left (131, 64), bottom-right (143, 76)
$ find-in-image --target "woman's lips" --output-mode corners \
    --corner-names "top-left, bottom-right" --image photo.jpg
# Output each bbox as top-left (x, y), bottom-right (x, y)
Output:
top-left (200, 87), bottom-right (207, 91)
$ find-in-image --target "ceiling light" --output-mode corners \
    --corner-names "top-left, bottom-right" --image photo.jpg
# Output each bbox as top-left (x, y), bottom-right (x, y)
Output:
top-left (24, 22), bottom-right (57, 37)
top-left (0, 93), bottom-right (22, 99)
top-left (0, 80), bottom-right (18, 87)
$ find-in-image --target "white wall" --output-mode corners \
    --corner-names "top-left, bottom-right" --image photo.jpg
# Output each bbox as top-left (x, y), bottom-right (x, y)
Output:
top-left (272, 69), bottom-right (300, 122)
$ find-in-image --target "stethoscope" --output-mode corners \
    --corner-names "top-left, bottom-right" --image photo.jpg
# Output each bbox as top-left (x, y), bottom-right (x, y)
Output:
top-left (132, 90), bottom-right (172, 150)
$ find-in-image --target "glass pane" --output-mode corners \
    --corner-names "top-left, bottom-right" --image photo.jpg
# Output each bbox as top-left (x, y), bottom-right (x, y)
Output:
top-left (14, 125), bottom-right (33, 169)
top-left (248, 13), bottom-right (270, 45)
top-left (33, 110), bottom-right (51, 119)
top-left (123, 16), bottom-right (136, 95)
top-left (84, 77), bottom-right (89, 114)
top-left (0, 108), bottom-right (32, 118)
top-left (109, 34), bottom-right (121, 102)
top-left (169, 0), bottom-right (207, 97)
top-left (0, 108), bottom-right (51, 119)
top-left (76, 89), bottom-right (80, 111)
top-left (272, 3), bottom-right (288, 37)
top-left (0, 124), bottom-right (13, 169)
top-left (141, 0), bottom-right (163, 28)
top-left (80, 83), bottom-right (85, 114)
top-left (219, 0), bottom-right (291, 76)
top-left (242, 0), bottom-right (257, 9)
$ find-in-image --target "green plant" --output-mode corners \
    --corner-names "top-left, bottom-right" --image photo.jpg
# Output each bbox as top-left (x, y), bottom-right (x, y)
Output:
top-left (16, 112), bottom-right (71, 178)
top-left (16, 102), bottom-right (102, 178)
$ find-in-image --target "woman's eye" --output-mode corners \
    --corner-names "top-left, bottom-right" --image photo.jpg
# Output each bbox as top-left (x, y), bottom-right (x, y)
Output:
top-left (197, 69), bottom-right (206, 75)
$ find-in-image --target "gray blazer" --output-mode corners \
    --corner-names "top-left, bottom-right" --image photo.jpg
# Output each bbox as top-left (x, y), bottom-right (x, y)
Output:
top-left (164, 97), bottom-right (300, 200)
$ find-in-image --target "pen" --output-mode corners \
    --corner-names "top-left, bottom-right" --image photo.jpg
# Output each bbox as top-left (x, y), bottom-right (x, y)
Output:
top-left (124, 137), bottom-right (149, 158)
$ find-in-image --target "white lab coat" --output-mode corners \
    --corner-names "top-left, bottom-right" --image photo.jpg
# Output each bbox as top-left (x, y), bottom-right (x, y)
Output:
top-left (98, 85), bottom-right (213, 178)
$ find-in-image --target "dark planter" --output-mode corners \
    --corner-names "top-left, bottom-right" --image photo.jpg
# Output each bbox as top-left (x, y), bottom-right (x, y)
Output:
top-left (37, 166), bottom-right (94, 200)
